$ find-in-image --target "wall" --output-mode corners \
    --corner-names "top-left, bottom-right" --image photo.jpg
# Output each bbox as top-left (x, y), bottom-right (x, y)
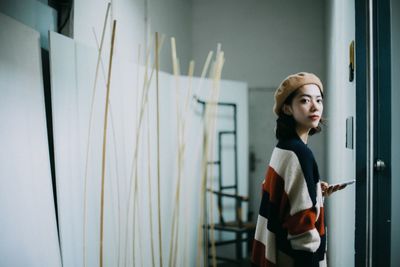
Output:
top-left (325, 0), bottom-right (356, 266)
top-left (147, 0), bottom-right (192, 72)
top-left (248, 88), bottom-right (276, 224)
top-left (0, 0), bottom-right (57, 49)
top-left (391, 0), bottom-right (400, 265)
top-left (192, 0), bottom-right (326, 89)
top-left (73, 0), bottom-right (192, 73)
top-left (192, 0), bottom-right (327, 221)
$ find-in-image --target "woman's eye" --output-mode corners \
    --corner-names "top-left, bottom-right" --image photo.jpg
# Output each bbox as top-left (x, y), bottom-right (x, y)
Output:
top-left (300, 99), bottom-right (310, 103)
top-left (317, 99), bottom-right (323, 104)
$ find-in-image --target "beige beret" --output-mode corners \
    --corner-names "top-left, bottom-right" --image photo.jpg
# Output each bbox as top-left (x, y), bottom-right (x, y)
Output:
top-left (273, 72), bottom-right (324, 116)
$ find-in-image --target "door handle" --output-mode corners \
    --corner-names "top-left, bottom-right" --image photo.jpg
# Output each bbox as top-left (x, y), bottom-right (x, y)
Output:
top-left (374, 159), bottom-right (386, 172)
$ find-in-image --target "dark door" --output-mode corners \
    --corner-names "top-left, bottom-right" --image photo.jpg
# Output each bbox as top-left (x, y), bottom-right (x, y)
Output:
top-left (355, 0), bottom-right (392, 266)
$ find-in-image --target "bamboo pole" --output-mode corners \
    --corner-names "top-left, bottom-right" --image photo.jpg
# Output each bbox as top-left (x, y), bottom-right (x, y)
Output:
top-left (132, 45), bottom-right (145, 267)
top-left (193, 51), bottom-right (213, 98)
top-left (195, 51), bottom-right (218, 267)
top-left (92, 26), bottom-right (122, 267)
top-left (140, 41), bottom-right (156, 267)
top-left (173, 59), bottom-right (195, 267)
top-left (123, 33), bottom-right (165, 267)
top-left (123, 41), bottom-right (150, 267)
top-left (168, 37), bottom-right (182, 267)
top-left (147, 90), bottom-right (156, 267)
top-left (155, 31), bottom-right (163, 267)
top-left (83, 4), bottom-right (110, 267)
top-left (207, 51), bottom-right (225, 267)
top-left (176, 60), bottom-right (196, 267)
top-left (99, 19), bottom-right (117, 267)
top-left (196, 48), bottom-right (225, 267)
top-left (109, 105), bottom-right (121, 267)
top-left (182, 60), bottom-right (195, 267)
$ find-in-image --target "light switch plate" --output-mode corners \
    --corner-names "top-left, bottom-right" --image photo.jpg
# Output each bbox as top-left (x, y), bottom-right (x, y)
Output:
top-left (346, 116), bottom-right (354, 149)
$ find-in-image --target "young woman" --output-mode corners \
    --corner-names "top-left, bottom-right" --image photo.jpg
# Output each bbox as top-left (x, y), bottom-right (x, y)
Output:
top-left (251, 72), bottom-right (343, 267)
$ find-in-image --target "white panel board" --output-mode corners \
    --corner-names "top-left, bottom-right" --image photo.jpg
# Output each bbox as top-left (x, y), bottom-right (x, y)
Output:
top-left (49, 31), bottom-right (104, 267)
top-left (0, 13), bottom-right (62, 267)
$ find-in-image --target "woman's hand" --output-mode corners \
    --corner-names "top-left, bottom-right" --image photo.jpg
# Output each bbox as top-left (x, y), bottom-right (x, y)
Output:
top-left (320, 181), bottom-right (347, 197)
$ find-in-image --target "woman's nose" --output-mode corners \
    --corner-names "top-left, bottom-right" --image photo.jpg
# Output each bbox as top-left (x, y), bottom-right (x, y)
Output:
top-left (310, 100), bottom-right (318, 111)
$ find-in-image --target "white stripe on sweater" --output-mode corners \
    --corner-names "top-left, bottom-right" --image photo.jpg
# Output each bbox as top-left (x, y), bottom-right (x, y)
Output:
top-left (269, 147), bottom-right (313, 216)
top-left (315, 181), bottom-right (323, 220)
top-left (254, 215), bottom-right (277, 264)
top-left (288, 228), bottom-right (321, 252)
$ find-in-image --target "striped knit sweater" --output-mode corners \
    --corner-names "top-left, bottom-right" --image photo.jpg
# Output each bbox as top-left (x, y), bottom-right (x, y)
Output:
top-left (252, 135), bottom-right (326, 267)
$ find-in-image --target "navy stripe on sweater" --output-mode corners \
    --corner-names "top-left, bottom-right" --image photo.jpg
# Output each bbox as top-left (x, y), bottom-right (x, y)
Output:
top-left (276, 136), bottom-right (320, 206)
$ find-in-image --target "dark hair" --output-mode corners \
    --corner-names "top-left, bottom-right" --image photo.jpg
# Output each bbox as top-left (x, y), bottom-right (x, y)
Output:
top-left (275, 89), bottom-right (325, 140)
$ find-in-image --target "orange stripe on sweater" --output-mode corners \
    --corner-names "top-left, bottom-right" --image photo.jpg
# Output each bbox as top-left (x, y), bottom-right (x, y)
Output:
top-left (263, 167), bottom-right (284, 202)
top-left (283, 208), bottom-right (317, 235)
top-left (262, 166), bottom-right (324, 236)
top-left (252, 239), bottom-right (277, 267)
top-left (262, 167), bottom-right (291, 220)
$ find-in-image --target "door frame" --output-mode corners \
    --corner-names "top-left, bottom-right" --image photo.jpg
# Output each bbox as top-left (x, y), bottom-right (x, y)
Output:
top-left (355, 0), bottom-right (392, 266)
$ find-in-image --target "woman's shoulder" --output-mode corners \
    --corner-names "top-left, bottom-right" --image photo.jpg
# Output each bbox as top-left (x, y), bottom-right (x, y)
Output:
top-left (276, 137), bottom-right (314, 161)
top-left (272, 138), bottom-right (319, 186)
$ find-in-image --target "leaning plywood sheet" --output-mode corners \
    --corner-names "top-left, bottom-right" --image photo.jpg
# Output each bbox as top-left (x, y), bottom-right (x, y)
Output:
top-left (49, 31), bottom-right (103, 267)
top-left (0, 13), bottom-right (62, 267)
top-left (50, 31), bottom-right (135, 267)
top-left (50, 30), bottom-right (160, 267)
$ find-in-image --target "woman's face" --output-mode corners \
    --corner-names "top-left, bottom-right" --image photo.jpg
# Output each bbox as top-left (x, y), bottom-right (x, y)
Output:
top-left (283, 84), bottom-right (323, 132)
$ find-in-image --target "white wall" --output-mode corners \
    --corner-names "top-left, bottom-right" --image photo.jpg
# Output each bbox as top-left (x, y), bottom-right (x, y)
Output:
top-left (73, 0), bottom-right (192, 73)
top-left (391, 0), bottom-right (400, 266)
top-left (325, 0), bottom-right (356, 266)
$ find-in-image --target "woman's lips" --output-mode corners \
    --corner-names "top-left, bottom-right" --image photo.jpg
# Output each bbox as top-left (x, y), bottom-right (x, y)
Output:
top-left (309, 115), bottom-right (320, 121)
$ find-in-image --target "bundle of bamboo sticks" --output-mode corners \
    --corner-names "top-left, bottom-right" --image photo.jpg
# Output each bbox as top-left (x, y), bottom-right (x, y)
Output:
top-left (80, 3), bottom-right (226, 267)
